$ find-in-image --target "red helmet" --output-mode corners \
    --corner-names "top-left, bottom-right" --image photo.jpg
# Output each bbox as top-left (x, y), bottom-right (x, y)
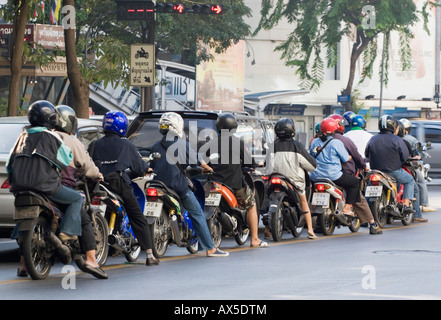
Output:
top-left (320, 117), bottom-right (340, 135)
top-left (327, 114), bottom-right (347, 133)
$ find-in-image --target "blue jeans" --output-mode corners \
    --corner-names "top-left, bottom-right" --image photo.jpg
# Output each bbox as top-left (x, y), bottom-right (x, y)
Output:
top-left (48, 185), bottom-right (83, 236)
top-left (181, 189), bottom-right (214, 251)
top-left (385, 168), bottom-right (415, 201)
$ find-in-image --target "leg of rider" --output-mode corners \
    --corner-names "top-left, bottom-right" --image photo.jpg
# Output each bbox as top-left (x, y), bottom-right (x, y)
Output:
top-left (48, 185), bottom-right (83, 237)
top-left (299, 193), bottom-right (316, 237)
top-left (181, 189), bottom-right (216, 252)
top-left (352, 192), bottom-right (375, 224)
top-left (105, 174), bottom-right (156, 262)
top-left (386, 168), bottom-right (414, 209)
top-left (246, 205), bottom-right (262, 246)
top-left (79, 208), bottom-right (100, 268)
top-left (333, 173), bottom-right (360, 214)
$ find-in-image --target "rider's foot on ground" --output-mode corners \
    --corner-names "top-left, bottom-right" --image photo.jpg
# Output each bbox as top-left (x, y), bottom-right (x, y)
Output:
top-left (206, 248), bottom-right (229, 257)
top-left (250, 240), bottom-right (269, 248)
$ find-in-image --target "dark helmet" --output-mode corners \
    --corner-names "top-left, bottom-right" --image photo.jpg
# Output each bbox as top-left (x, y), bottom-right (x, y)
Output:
top-left (274, 118), bottom-right (296, 139)
top-left (397, 120), bottom-right (405, 138)
top-left (55, 105), bottom-right (78, 134)
top-left (378, 115), bottom-right (397, 133)
top-left (27, 100), bottom-right (57, 129)
top-left (103, 110), bottom-right (128, 137)
top-left (216, 113), bottom-right (237, 132)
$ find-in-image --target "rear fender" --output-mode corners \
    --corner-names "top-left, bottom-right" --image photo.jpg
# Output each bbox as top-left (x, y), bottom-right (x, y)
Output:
top-left (267, 192), bottom-right (285, 214)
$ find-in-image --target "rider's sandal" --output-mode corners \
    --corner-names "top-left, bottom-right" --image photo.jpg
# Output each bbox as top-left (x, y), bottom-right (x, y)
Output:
top-left (250, 241), bottom-right (269, 248)
top-left (307, 233), bottom-right (319, 240)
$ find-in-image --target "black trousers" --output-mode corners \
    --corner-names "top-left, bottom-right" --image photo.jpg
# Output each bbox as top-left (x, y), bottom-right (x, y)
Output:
top-left (79, 208), bottom-right (97, 253)
top-left (333, 173), bottom-right (361, 205)
top-left (105, 173), bottom-right (153, 251)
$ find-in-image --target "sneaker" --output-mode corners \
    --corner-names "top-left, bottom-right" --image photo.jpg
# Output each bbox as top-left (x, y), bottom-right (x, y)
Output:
top-left (369, 225), bottom-right (383, 235)
top-left (402, 205), bottom-right (415, 214)
top-left (422, 206), bottom-right (436, 212)
top-left (412, 217), bottom-right (428, 223)
top-left (206, 248), bottom-right (229, 257)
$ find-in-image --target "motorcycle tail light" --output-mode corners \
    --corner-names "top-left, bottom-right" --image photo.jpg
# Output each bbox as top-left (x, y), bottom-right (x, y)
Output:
top-left (271, 177), bottom-right (282, 185)
top-left (147, 188), bottom-right (158, 197)
top-left (210, 183), bottom-right (222, 192)
top-left (370, 174), bottom-right (381, 186)
top-left (92, 197), bottom-right (101, 205)
top-left (1, 179), bottom-right (11, 189)
top-left (316, 184), bottom-right (326, 192)
top-left (261, 176), bottom-right (269, 180)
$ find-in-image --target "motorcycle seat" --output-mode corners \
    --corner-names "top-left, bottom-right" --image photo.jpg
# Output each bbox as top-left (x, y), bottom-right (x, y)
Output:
top-left (147, 180), bottom-right (181, 201)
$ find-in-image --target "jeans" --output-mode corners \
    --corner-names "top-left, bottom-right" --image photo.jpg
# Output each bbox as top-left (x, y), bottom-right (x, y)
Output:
top-left (181, 189), bottom-right (214, 251)
top-left (415, 168), bottom-right (429, 206)
top-left (385, 168), bottom-right (415, 201)
top-left (47, 185), bottom-right (83, 236)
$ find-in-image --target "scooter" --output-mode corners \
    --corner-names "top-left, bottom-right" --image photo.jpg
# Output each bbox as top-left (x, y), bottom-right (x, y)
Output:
top-left (144, 167), bottom-right (202, 258)
top-left (262, 173), bottom-right (308, 241)
top-left (311, 179), bottom-right (361, 235)
top-left (365, 162), bottom-right (417, 228)
top-left (13, 177), bottom-right (109, 280)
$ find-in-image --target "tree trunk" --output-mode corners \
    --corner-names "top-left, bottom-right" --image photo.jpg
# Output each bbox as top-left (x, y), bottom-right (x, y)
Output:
top-left (63, 0), bottom-right (90, 118)
top-left (341, 31), bottom-right (372, 111)
top-left (7, 0), bottom-right (29, 116)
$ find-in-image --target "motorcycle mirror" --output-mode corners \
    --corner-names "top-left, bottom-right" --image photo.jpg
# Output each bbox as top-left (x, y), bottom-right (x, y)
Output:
top-left (426, 141), bottom-right (432, 148)
top-left (150, 152), bottom-right (161, 160)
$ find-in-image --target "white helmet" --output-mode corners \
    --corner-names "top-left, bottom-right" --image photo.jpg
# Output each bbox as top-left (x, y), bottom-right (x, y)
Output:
top-left (399, 118), bottom-right (412, 132)
top-left (159, 112), bottom-right (184, 138)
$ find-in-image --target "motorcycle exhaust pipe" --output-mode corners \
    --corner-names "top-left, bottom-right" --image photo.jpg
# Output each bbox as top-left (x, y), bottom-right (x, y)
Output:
top-left (170, 215), bottom-right (183, 246)
top-left (216, 211), bottom-right (236, 233)
top-left (47, 232), bottom-right (72, 264)
top-left (108, 234), bottom-right (128, 253)
top-left (282, 207), bottom-right (297, 230)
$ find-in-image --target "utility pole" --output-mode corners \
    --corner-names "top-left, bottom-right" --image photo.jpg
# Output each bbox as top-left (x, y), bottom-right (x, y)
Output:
top-left (434, 0), bottom-right (440, 108)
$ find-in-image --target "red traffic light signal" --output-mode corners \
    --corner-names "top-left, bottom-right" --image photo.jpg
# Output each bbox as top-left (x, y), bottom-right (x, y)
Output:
top-left (156, 3), bottom-right (186, 13)
top-left (191, 4), bottom-right (224, 14)
top-left (116, 0), bottom-right (155, 20)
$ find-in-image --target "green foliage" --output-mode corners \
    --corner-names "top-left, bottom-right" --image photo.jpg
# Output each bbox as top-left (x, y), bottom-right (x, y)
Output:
top-left (254, 0), bottom-right (431, 92)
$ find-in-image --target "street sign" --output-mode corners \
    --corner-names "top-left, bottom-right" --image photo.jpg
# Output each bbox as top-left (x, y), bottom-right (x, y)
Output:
top-left (337, 94), bottom-right (350, 103)
top-left (130, 44), bottom-right (155, 87)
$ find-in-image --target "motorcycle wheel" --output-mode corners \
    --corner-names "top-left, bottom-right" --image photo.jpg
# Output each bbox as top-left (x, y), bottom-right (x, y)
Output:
top-left (22, 216), bottom-right (54, 280)
top-left (401, 209), bottom-right (413, 226)
top-left (124, 243), bottom-right (141, 262)
top-left (317, 202), bottom-right (335, 236)
top-left (270, 204), bottom-right (284, 241)
top-left (235, 226), bottom-right (250, 245)
top-left (150, 211), bottom-right (170, 258)
top-left (208, 211), bottom-right (222, 248)
top-left (186, 240), bottom-right (199, 255)
top-left (348, 216), bottom-right (361, 233)
top-left (93, 213), bottom-right (109, 266)
top-left (368, 192), bottom-right (388, 228)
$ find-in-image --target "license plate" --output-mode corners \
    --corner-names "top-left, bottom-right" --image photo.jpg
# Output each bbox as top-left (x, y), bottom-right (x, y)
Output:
top-left (365, 186), bottom-right (383, 197)
top-left (311, 192), bottom-right (330, 208)
top-left (205, 193), bottom-right (222, 207)
top-left (144, 201), bottom-right (163, 217)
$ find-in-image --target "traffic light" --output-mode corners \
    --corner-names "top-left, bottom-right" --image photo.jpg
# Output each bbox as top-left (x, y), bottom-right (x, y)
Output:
top-left (116, 0), bottom-right (155, 20)
top-left (191, 4), bottom-right (224, 14)
top-left (156, 3), bottom-right (186, 13)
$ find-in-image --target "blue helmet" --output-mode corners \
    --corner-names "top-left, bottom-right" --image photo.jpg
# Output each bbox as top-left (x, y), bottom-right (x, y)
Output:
top-left (351, 114), bottom-right (366, 128)
top-left (343, 111), bottom-right (355, 125)
top-left (103, 111), bottom-right (128, 137)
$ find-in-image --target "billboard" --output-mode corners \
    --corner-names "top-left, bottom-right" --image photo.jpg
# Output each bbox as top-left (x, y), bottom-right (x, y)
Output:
top-left (196, 40), bottom-right (244, 112)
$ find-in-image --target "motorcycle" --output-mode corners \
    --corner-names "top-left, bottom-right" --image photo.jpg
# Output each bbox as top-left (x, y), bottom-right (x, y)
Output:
top-left (100, 152), bottom-right (161, 262)
top-left (144, 168), bottom-right (202, 258)
top-left (311, 179), bottom-right (361, 235)
top-left (365, 161), bottom-right (418, 228)
top-left (262, 172), bottom-right (308, 241)
top-left (13, 176), bottom-right (109, 280)
top-left (204, 167), bottom-right (256, 246)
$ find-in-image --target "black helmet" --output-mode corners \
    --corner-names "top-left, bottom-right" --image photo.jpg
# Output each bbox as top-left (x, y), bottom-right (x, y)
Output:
top-left (275, 118), bottom-right (296, 139)
top-left (216, 113), bottom-right (237, 132)
top-left (397, 120), bottom-right (405, 138)
top-left (378, 115), bottom-right (397, 133)
top-left (28, 100), bottom-right (57, 129)
top-left (55, 105), bottom-right (78, 134)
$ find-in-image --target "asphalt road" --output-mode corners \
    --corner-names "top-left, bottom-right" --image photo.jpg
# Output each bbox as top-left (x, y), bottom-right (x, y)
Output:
top-left (1, 185), bottom-right (441, 305)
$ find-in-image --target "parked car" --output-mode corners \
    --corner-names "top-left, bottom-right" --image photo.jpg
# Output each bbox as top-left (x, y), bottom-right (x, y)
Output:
top-left (0, 116), bottom-right (104, 233)
top-left (410, 120), bottom-right (441, 176)
top-left (126, 110), bottom-right (273, 214)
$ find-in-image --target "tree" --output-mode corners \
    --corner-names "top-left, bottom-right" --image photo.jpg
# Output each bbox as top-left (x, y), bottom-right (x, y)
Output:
top-left (253, 0), bottom-right (431, 111)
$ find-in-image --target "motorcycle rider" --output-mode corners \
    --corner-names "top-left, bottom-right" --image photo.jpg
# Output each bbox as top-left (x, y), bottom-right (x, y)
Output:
top-left (310, 117), bottom-right (359, 216)
top-left (344, 114), bottom-right (373, 160)
top-left (365, 115), bottom-right (415, 215)
top-left (7, 100), bottom-right (82, 242)
top-left (271, 118), bottom-right (318, 239)
top-left (53, 105), bottom-right (108, 278)
top-left (149, 112), bottom-right (229, 257)
top-left (396, 121), bottom-right (427, 223)
top-left (88, 111), bottom-right (159, 266)
top-left (203, 113), bottom-right (268, 248)
top-left (328, 115), bottom-right (382, 234)
top-left (399, 118), bottom-right (435, 216)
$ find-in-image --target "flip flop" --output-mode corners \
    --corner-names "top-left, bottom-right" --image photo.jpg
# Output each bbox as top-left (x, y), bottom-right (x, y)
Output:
top-left (307, 234), bottom-right (318, 240)
top-left (251, 241), bottom-right (269, 248)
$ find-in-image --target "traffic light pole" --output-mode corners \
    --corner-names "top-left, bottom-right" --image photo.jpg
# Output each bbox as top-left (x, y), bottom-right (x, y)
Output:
top-left (141, 18), bottom-right (156, 112)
